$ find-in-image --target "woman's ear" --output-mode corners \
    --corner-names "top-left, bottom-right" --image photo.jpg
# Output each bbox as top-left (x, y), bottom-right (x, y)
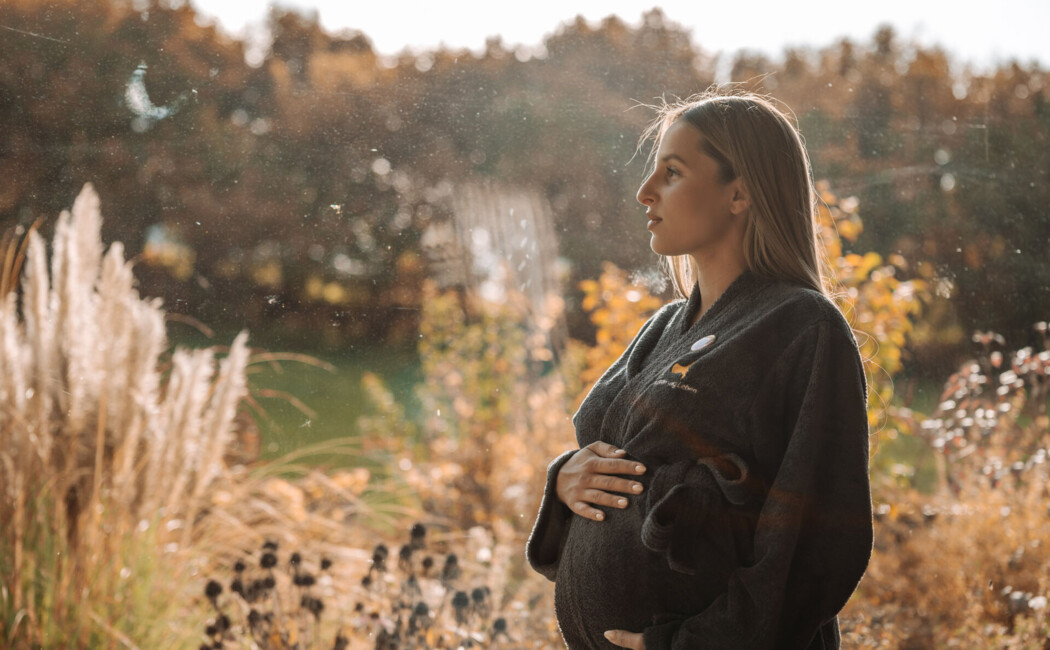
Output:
top-left (729, 179), bottom-right (751, 216)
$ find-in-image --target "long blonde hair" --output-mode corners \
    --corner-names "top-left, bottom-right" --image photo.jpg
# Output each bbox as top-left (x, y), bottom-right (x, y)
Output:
top-left (639, 89), bottom-right (826, 298)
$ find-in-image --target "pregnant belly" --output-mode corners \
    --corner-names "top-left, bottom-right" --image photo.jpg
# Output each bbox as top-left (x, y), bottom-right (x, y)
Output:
top-left (553, 503), bottom-right (725, 649)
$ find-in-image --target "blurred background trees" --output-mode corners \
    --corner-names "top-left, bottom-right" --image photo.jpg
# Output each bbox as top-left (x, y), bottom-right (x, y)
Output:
top-left (1, 0), bottom-right (1047, 374)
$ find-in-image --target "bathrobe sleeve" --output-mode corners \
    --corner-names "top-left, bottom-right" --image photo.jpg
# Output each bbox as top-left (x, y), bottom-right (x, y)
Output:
top-left (643, 317), bottom-right (873, 650)
top-left (526, 307), bottom-right (671, 580)
top-left (524, 448), bottom-right (580, 580)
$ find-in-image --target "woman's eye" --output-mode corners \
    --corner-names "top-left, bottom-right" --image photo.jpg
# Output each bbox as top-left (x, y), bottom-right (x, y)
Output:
top-left (665, 166), bottom-right (680, 179)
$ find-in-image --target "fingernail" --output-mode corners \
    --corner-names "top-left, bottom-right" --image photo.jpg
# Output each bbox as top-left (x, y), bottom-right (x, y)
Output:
top-left (617, 498), bottom-right (627, 506)
top-left (632, 483), bottom-right (643, 492)
top-left (615, 449), bottom-right (626, 455)
top-left (635, 464), bottom-right (645, 473)
top-left (595, 512), bottom-right (604, 521)
top-left (604, 631), bottom-right (613, 639)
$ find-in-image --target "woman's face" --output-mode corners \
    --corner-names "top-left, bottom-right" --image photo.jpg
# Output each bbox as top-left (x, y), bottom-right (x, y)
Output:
top-left (635, 120), bottom-right (748, 261)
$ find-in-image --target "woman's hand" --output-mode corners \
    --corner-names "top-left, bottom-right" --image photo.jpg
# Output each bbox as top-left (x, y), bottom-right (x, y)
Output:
top-left (604, 630), bottom-right (645, 649)
top-left (556, 441), bottom-right (646, 521)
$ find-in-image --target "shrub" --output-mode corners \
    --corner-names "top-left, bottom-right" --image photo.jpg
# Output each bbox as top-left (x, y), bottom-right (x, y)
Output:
top-left (843, 324), bottom-right (1050, 648)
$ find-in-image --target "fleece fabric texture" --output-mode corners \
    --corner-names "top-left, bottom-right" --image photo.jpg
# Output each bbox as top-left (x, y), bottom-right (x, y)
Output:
top-left (526, 270), bottom-right (873, 650)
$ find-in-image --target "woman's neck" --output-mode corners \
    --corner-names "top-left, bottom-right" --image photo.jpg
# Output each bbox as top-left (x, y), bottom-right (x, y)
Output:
top-left (690, 254), bottom-right (747, 326)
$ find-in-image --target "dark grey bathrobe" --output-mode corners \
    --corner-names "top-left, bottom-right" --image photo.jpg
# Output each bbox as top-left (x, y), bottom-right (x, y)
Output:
top-left (527, 270), bottom-right (873, 649)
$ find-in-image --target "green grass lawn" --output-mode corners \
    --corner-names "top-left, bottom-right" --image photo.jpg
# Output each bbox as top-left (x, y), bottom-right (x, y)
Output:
top-left (871, 376), bottom-right (943, 494)
top-left (170, 328), bottom-right (422, 465)
top-left (247, 344), bottom-right (421, 462)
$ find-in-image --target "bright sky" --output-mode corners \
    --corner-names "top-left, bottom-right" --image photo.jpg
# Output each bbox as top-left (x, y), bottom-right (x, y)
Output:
top-left (189, 0), bottom-right (1048, 72)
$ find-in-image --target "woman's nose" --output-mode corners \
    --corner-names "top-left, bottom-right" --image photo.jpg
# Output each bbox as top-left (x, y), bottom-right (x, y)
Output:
top-left (636, 174), bottom-right (655, 206)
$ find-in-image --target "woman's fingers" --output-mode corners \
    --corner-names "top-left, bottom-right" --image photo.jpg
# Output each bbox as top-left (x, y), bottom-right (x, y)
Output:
top-left (557, 441), bottom-right (646, 520)
top-left (571, 499), bottom-right (607, 521)
top-left (586, 441), bottom-right (626, 458)
top-left (588, 473), bottom-right (644, 495)
top-left (583, 441), bottom-right (647, 476)
top-left (604, 630), bottom-right (645, 649)
top-left (583, 488), bottom-right (630, 509)
top-left (586, 454), bottom-right (646, 477)
top-left (571, 488), bottom-right (630, 523)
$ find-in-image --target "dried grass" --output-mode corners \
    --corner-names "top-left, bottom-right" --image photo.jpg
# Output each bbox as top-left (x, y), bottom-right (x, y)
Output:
top-left (0, 183), bottom-right (250, 646)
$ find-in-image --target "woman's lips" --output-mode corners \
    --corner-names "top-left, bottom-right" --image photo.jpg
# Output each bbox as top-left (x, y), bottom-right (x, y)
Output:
top-left (646, 215), bottom-right (662, 229)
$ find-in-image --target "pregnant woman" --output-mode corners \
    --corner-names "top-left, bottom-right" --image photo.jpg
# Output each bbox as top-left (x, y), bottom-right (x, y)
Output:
top-left (527, 91), bottom-right (873, 649)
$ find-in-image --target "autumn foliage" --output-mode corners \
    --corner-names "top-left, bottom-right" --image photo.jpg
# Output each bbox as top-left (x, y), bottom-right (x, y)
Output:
top-left (1, 0), bottom-right (1047, 360)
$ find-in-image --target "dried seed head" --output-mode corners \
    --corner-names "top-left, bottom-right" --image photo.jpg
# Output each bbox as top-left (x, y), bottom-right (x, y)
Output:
top-left (399, 544), bottom-right (414, 571)
top-left (205, 580), bottom-right (223, 600)
top-left (233, 560), bottom-right (246, 573)
top-left (262, 540), bottom-right (278, 551)
top-left (442, 553), bottom-right (461, 583)
top-left (260, 552), bottom-right (277, 569)
top-left (409, 523), bottom-right (426, 549)
top-left (301, 595), bottom-right (325, 620)
top-left (452, 590), bottom-right (470, 623)
top-left (408, 600), bottom-right (431, 634)
top-left (320, 557), bottom-right (332, 571)
top-left (290, 552), bottom-right (302, 567)
top-left (372, 544), bottom-right (389, 571)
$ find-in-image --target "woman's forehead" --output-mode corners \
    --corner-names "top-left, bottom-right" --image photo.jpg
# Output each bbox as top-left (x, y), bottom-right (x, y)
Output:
top-left (657, 120), bottom-right (704, 157)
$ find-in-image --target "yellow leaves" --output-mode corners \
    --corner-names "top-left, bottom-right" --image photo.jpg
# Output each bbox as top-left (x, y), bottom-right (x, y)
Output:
top-left (263, 478), bottom-right (307, 522)
top-left (304, 274), bottom-right (324, 300)
top-left (395, 250), bottom-right (423, 274)
top-left (578, 262), bottom-right (661, 390)
top-left (836, 217), bottom-right (863, 243)
top-left (816, 184), bottom-right (864, 265)
top-left (321, 281), bottom-right (347, 304)
top-left (840, 253), bottom-right (875, 273)
top-left (142, 236), bottom-right (196, 281)
top-left (250, 259), bottom-right (283, 288)
top-left (817, 187), bottom-right (933, 430)
top-left (330, 467), bottom-right (372, 496)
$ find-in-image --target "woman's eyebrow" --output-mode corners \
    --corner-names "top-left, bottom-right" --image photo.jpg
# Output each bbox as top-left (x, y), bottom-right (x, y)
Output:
top-left (660, 153), bottom-right (688, 166)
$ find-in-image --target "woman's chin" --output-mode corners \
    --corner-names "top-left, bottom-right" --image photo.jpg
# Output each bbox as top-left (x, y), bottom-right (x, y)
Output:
top-left (649, 238), bottom-right (675, 257)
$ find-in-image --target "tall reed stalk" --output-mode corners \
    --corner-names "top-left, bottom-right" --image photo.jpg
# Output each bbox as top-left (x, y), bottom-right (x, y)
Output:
top-left (0, 184), bottom-right (250, 647)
